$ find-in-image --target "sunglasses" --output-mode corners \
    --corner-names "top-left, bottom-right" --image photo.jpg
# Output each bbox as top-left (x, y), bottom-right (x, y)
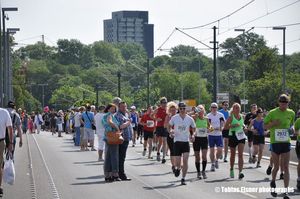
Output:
top-left (279, 101), bottom-right (288, 104)
top-left (211, 107), bottom-right (217, 108)
top-left (179, 107), bottom-right (186, 110)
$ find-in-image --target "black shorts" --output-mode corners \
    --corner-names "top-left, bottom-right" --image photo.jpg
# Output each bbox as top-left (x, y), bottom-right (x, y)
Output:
top-left (144, 130), bottom-right (154, 141)
top-left (167, 136), bottom-right (175, 156)
top-left (228, 135), bottom-right (246, 148)
top-left (156, 127), bottom-right (168, 137)
top-left (132, 126), bottom-right (138, 131)
top-left (296, 141), bottom-right (300, 160)
top-left (137, 124), bottom-right (143, 134)
top-left (253, 135), bottom-right (265, 145)
top-left (247, 131), bottom-right (254, 142)
top-left (222, 129), bottom-right (229, 138)
top-left (270, 143), bottom-right (291, 155)
top-left (193, 137), bottom-right (208, 151)
top-left (174, 141), bottom-right (190, 156)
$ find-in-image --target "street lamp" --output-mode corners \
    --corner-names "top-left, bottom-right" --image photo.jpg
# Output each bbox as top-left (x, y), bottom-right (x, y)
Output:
top-left (1, 7), bottom-right (18, 106)
top-left (6, 28), bottom-right (20, 101)
top-left (273, 26), bottom-right (286, 93)
top-left (234, 28), bottom-right (246, 113)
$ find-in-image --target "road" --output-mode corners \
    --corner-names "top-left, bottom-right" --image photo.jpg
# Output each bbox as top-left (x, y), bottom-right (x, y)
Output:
top-left (3, 132), bottom-right (300, 199)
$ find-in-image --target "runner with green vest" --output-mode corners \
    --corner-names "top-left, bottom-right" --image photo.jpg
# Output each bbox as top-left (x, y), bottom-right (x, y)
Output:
top-left (192, 104), bottom-right (209, 179)
top-left (294, 110), bottom-right (300, 191)
top-left (224, 103), bottom-right (246, 180)
top-left (264, 94), bottom-right (295, 199)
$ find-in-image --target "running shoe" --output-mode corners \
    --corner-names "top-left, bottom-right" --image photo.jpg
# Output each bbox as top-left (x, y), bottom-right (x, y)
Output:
top-left (210, 164), bottom-right (215, 172)
top-left (230, 169), bottom-right (234, 178)
top-left (297, 180), bottom-right (300, 191)
top-left (197, 172), bottom-right (202, 179)
top-left (238, 172), bottom-right (244, 180)
top-left (280, 173), bottom-right (284, 180)
top-left (219, 154), bottom-right (223, 160)
top-left (224, 158), bottom-right (228, 163)
top-left (266, 166), bottom-right (272, 175)
top-left (156, 153), bottom-right (161, 161)
top-left (248, 157), bottom-right (252, 164)
top-left (256, 162), bottom-right (261, 168)
top-left (172, 166), bottom-right (176, 174)
top-left (91, 148), bottom-right (97, 151)
top-left (174, 169), bottom-right (181, 177)
top-left (252, 156), bottom-right (257, 164)
top-left (270, 181), bottom-right (277, 197)
top-left (161, 159), bottom-right (166, 164)
top-left (132, 144), bottom-right (135, 147)
top-left (215, 161), bottom-right (219, 169)
top-left (283, 192), bottom-right (290, 199)
top-left (202, 171), bottom-right (207, 179)
top-left (142, 149), bottom-right (146, 156)
top-left (0, 188), bottom-right (3, 197)
top-left (181, 178), bottom-right (186, 185)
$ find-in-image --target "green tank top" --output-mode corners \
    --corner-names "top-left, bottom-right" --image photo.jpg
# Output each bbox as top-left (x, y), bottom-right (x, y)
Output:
top-left (196, 117), bottom-right (207, 128)
top-left (229, 114), bottom-right (244, 136)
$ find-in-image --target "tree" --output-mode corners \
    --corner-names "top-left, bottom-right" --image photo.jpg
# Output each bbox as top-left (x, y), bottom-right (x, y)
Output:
top-left (92, 41), bottom-right (124, 65)
top-left (114, 42), bottom-right (147, 60)
top-left (16, 42), bottom-right (56, 60)
top-left (170, 45), bottom-right (200, 57)
top-left (57, 39), bottom-right (84, 65)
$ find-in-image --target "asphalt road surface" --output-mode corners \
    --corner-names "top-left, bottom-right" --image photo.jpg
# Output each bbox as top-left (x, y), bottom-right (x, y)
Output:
top-left (3, 132), bottom-right (300, 199)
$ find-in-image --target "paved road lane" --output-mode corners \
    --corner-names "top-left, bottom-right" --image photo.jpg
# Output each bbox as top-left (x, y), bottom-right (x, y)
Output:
top-left (3, 132), bottom-right (300, 199)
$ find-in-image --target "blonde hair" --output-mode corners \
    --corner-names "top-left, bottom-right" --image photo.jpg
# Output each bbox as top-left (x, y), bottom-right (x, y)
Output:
top-left (230, 103), bottom-right (241, 114)
top-left (197, 104), bottom-right (206, 114)
top-left (166, 101), bottom-right (178, 114)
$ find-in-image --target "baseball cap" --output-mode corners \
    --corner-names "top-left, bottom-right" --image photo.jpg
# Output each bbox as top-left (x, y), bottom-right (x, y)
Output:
top-left (178, 102), bottom-right (186, 108)
top-left (278, 94), bottom-right (290, 103)
top-left (8, 100), bottom-right (15, 108)
top-left (210, 102), bottom-right (218, 108)
top-left (130, 106), bottom-right (136, 110)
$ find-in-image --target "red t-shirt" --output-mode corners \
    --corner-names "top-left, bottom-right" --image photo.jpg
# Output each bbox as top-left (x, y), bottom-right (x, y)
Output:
top-left (141, 114), bottom-right (155, 132)
top-left (156, 107), bottom-right (167, 127)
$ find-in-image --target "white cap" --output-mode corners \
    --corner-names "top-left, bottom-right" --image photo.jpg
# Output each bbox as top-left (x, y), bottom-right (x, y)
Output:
top-left (210, 102), bottom-right (218, 108)
top-left (130, 106), bottom-right (136, 110)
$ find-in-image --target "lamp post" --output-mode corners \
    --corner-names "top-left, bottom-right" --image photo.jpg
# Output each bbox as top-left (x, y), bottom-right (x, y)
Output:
top-left (1, 7), bottom-right (18, 106)
top-left (273, 26), bottom-right (286, 93)
top-left (6, 28), bottom-right (19, 101)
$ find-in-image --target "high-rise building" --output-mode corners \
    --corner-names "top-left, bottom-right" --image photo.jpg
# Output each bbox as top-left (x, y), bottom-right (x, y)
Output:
top-left (104, 11), bottom-right (154, 58)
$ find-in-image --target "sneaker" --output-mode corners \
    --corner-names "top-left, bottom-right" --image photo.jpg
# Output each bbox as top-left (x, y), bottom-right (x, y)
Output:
top-left (280, 173), bottom-right (284, 180)
top-left (256, 162), bottom-right (261, 168)
top-left (113, 176), bottom-right (121, 181)
top-left (297, 180), bottom-right (300, 190)
top-left (238, 172), bottom-right (244, 180)
top-left (0, 188), bottom-right (3, 197)
top-left (142, 149), bottom-right (146, 156)
top-left (224, 159), bottom-right (228, 163)
top-left (230, 169), bottom-right (234, 178)
top-left (219, 154), bottom-right (223, 160)
top-left (215, 161), bottom-right (219, 169)
top-left (148, 156), bottom-right (153, 159)
top-left (172, 166), bottom-right (176, 174)
top-left (156, 153), bottom-right (161, 162)
top-left (91, 148), bottom-right (97, 151)
top-left (266, 166), bottom-right (272, 175)
top-left (132, 144), bottom-right (135, 147)
top-left (283, 192), bottom-right (290, 199)
top-left (248, 157), bottom-right (252, 164)
top-left (202, 171), bottom-right (207, 179)
top-left (161, 159), bottom-right (166, 164)
top-left (211, 164), bottom-right (215, 172)
top-left (197, 172), bottom-right (202, 179)
top-left (181, 178), bottom-right (186, 185)
top-left (174, 169), bottom-right (181, 177)
top-left (270, 181), bottom-right (277, 197)
top-left (252, 156), bottom-right (257, 164)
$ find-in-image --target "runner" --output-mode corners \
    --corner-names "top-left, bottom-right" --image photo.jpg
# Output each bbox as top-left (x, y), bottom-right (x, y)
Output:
top-left (248, 108), bottom-right (265, 168)
top-left (244, 104), bottom-right (257, 163)
top-left (153, 97), bottom-right (168, 164)
top-left (219, 101), bottom-right (230, 162)
top-left (224, 103), bottom-right (246, 179)
top-left (140, 106), bottom-right (155, 159)
top-left (264, 94), bottom-right (295, 199)
top-left (130, 106), bottom-right (139, 147)
top-left (192, 104), bottom-right (209, 179)
top-left (207, 102), bottom-right (225, 171)
top-left (169, 102), bottom-right (196, 185)
top-left (165, 102), bottom-right (178, 173)
top-left (294, 109), bottom-right (300, 190)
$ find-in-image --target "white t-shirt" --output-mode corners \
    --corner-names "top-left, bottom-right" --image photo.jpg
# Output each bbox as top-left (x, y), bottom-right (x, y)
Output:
top-left (169, 114), bottom-right (196, 142)
top-left (74, 112), bottom-right (82, 127)
top-left (0, 108), bottom-right (12, 139)
top-left (94, 112), bottom-right (105, 135)
top-left (207, 112), bottom-right (225, 136)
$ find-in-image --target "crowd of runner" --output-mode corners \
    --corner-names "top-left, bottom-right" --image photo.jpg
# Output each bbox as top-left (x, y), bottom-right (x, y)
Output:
top-left (1, 94), bottom-right (300, 199)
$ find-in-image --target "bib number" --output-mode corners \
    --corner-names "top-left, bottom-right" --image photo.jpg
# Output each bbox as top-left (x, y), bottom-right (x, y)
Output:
top-left (275, 129), bottom-right (289, 142)
top-left (146, 120), bottom-right (154, 128)
top-left (178, 125), bottom-right (186, 133)
top-left (235, 130), bottom-right (246, 140)
top-left (196, 128), bottom-right (207, 137)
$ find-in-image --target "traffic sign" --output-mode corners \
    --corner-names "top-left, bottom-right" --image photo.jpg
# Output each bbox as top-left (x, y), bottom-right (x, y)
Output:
top-left (241, 99), bottom-right (248, 105)
top-left (217, 92), bottom-right (229, 104)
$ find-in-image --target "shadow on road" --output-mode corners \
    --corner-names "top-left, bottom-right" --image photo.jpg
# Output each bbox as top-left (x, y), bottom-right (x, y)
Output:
top-left (140, 171), bottom-right (172, 177)
top-left (143, 183), bottom-right (181, 190)
top-left (246, 177), bottom-right (269, 183)
top-left (130, 162), bottom-right (156, 167)
top-left (76, 175), bottom-right (105, 180)
top-left (205, 177), bottom-right (232, 183)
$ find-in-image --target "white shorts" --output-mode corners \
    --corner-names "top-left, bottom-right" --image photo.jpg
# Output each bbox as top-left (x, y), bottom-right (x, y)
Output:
top-left (97, 132), bottom-right (105, 151)
top-left (58, 123), bottom-right (63, 131)
top-left (84, 128), bottom-right (95, 140)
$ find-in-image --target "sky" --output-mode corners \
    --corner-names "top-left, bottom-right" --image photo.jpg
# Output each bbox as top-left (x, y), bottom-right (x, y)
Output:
top-left (2, 0), bottom-right (300, 58)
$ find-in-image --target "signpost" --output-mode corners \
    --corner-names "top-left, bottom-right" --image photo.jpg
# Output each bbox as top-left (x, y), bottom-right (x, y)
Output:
top-left (217, 93), bottom-right (229, 104)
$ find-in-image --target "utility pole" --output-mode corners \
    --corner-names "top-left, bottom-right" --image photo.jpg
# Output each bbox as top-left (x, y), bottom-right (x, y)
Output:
top-left (147, 58), bottom-right (150, 107)
top-left (213, 26), bottom-right (217, 102)
top-left (117, 72), bottom-right (121, 97)
top-left (198, 58), bottom-right (201, 103)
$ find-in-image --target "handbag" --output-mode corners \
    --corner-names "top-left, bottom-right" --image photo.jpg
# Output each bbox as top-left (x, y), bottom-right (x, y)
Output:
top-left (85, 111), bottom-right (96, 130)
top-left (3, 153), bottom-right (15, 185)
top-left (106, 131), bottom-right (124, 145)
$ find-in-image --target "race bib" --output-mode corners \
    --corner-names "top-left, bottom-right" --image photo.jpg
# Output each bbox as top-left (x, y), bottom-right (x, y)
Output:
top-left (196, 128), bottom-right (207, 137)
top-left (146, 120), bottom-right (155, 128)
top-left (275, 129), bottom-right (289, 142)
top-left (235, 130), bottom-right (246, 140)
top-left (178, 125), bottom-right (186, 133)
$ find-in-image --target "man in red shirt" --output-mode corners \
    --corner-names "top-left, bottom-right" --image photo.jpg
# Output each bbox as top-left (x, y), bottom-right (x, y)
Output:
top-left (153, 97), bottom-right (168, 163)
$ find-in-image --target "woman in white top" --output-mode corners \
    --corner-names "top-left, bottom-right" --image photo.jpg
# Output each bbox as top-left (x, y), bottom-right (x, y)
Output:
top-left (34, 111), bottom-right (44, 134)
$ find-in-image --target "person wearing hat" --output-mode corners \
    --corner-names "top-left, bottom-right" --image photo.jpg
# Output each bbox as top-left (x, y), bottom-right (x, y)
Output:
top-left (169, 102), bottom-right (196, 185)
top-left (264, 94), bottom-right (295, 199)
top-left (130, 106), bottom-right (139, 147)
top-left (248, 108), bottom-right (266, 168)
top-left (293, 109), bottom-right (300, 191)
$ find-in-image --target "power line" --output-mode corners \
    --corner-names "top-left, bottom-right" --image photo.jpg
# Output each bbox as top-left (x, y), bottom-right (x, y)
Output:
top-left (155, 28), bottom-right (177, 53)
top-left (178, 0), bottom-right (255, 30)
top-left (175, 28), bottom-right (212, 49)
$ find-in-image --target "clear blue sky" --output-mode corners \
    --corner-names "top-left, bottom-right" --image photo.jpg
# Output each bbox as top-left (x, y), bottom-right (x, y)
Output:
top-left (2, 0), bottom-right (300, 57)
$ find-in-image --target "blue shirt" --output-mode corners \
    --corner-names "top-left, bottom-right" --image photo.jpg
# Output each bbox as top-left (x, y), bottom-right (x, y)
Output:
top-left (253, 119), bottom-right (264, 136)
top-left (102, 112), bottom-right (119, 141)
top-left (219, 109), bottom-right (229, 120)
top-left (115, 111), bottom-right (132, 141)
top-left (82, 111), bottom-right (94, 129)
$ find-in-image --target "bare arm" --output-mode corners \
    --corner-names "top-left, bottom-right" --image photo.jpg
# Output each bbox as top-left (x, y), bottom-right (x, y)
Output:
top-left (107, 115), bottom-right (119, 131)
